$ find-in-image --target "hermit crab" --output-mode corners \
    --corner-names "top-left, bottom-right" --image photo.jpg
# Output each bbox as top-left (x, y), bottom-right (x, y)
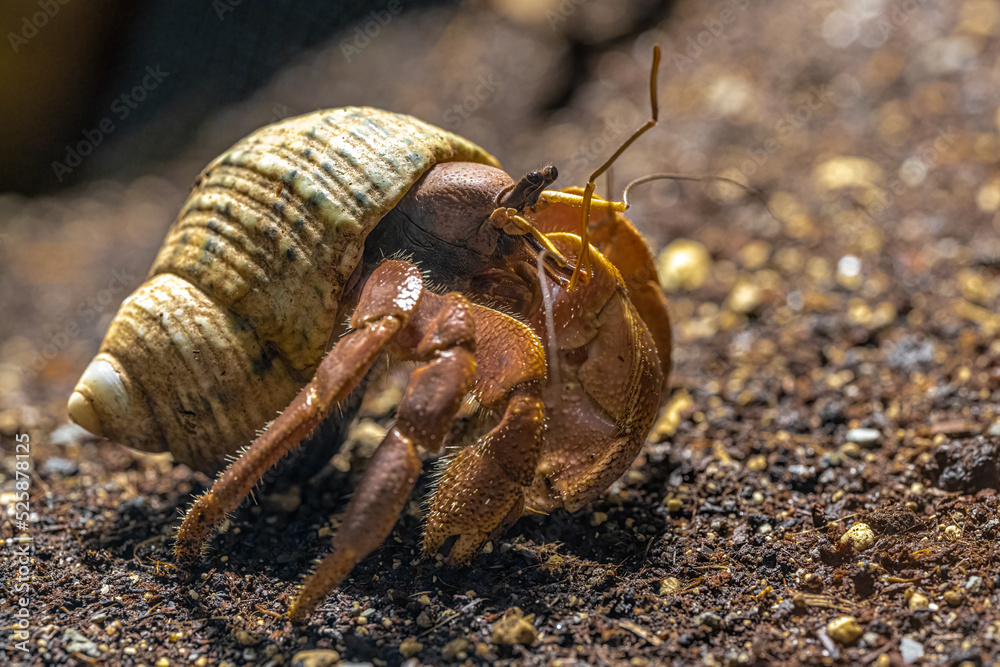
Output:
top-left (69, 49), bottom-right (672, 620)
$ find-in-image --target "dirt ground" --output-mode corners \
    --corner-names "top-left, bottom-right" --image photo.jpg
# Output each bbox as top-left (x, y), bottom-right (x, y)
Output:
top-left (3, 0), bottom-right (1000, 665)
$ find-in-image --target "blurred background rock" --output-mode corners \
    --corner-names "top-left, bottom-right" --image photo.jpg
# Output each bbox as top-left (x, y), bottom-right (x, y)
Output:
top-left (0, 0), bottom-right (997, 436)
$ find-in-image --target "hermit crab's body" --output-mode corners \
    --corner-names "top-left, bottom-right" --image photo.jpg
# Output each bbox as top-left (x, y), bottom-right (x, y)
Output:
top-left (69, 56), bottom-right (672, 621)
top-left (68, 108), bottom-right (500, 473)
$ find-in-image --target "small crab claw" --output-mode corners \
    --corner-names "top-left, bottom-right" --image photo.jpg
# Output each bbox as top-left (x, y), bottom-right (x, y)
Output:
top-left (421, 302), bottom-right (548, 563)
top-left (488, 206), bottom-right (576, 287)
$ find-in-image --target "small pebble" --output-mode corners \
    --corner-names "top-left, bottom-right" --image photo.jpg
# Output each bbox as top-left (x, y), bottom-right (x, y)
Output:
top-left (666, 498), bottom-right (683, 512)
top-left (846, 428), bottom-right (880, 446)
top-left (155, 659), bottom-right (171, 667)
top-left (47, 422), bottom-right (90, 445)
top-left (899, 636), bottom-right (924, 663)
top-left (441, 638), bottom-right (468, 661)
top-left (840, 522), bottom-right (875, 551)
top-left (827, 616), bottom-right (862, 644)
top-left (657, 239), bottom-right (712, 292)
top-left (694, 612), bottom-right (722, 629)
top-left (944, 589), bottom-right (965, 607)
top-left (40, 456), bottom-right (79, 476)
top-left (839, 442), bottom-right (861, 458)
top-left (491, 607), bottom-right (537, 646)
top-left (235, 630), bottom-right (256, 645)
top-left (746, 455), bottom-right (767, 472)
top-left (590, 511), bottom-right (608, 526)
top-left (965, 575), bottom-right (983, 593)
top-left (291, 650), bottom-right (341, 667)
top-left (726, 279), bottom-right (762, 314)
top-left (264, 485), bottom-right (302, 513)
top-left (347, 419), bottom-right (388, 453)
top-left (659, 577), bottom-right (682, 595)
top-left (399, 637), bottom-right (422, 658)
top-left (907, 591), bottom-right (929, 610)
top-left (63, 628), bottom-right (101, 657)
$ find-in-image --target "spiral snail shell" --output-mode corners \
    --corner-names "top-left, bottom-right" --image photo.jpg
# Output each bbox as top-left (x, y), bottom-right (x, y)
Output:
top-left (67, 107), bottom-right (500, 473)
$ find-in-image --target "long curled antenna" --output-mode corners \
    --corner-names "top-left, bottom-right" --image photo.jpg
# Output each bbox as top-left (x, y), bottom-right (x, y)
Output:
top-left (622, 172), bottom-right (779, 223)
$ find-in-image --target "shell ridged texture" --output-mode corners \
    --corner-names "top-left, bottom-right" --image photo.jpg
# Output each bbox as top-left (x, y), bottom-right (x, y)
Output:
top-left (152, 107), bottom-right (500, 370)
top-left (87, 108), bottom-right (500, 471)
top-left (97, 274), bottom-right (303, 473)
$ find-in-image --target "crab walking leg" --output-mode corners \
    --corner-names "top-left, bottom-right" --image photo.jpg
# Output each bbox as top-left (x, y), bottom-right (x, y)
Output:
top-left (289, 296), bottom-right (481, 620)
top-left (422, 303), bottom-right (549, 564)
top-left (422, 385), bottom-right (545, 564)
top-left (175, 260), bottom-right (427, 567)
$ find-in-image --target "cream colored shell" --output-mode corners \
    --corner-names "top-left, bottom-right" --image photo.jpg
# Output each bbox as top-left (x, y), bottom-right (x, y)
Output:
top-left (68, 107), bottom-right (500, 473)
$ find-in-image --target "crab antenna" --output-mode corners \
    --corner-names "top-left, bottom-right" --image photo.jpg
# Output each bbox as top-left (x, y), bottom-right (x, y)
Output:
top-left (622, 172), bottom-right (779, 222)
top-left (569, 44), bottom-right (661, 291)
